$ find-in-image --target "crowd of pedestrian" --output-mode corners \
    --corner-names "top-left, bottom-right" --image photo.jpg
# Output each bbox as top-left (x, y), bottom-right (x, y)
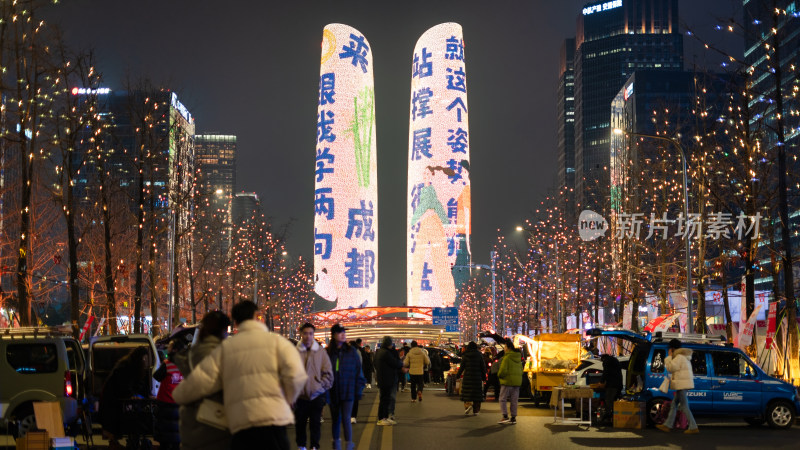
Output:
top-left (97, 301), bottom-right (531, 450)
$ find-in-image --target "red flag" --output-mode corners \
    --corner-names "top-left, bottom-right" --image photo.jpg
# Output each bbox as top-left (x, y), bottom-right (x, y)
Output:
top-left (79, 315), bottom-right (95, 342)
top-left (765, 302), bottom-right (777, 349)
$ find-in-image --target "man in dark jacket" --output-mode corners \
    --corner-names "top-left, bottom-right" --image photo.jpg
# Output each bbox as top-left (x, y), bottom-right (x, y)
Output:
top-left (599, 354), bottom-right (624, 421)
top-left (373, 336), bottom-right (402, 425)
top-left (362, 345), bottom-right (374, 388)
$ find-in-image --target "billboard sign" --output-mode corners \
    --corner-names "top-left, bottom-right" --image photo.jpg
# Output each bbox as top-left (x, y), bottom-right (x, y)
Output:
top-left (314, 24), bottom-right (378, 309)
top-left (407, 23), bottom-right (471, 308)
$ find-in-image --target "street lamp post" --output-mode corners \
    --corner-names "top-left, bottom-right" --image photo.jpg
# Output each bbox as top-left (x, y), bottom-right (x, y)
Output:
top-left (490, 250), bottom-right (497, 332)
top-left (454, 253), bottom-right (497, 332)
top-left (613, 128), bottom-right (693, 330)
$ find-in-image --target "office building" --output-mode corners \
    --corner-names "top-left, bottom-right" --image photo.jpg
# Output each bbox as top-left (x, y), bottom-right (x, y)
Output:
top-left (572, 0), bottom-right (683, 212)
top-left (557, 38), bottom-right (576, 202)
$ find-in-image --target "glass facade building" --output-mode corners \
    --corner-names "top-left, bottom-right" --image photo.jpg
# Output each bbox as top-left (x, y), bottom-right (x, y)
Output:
top-left (744, 0), bottom-right (800, 292)
top-left (557, 38), bottom-right (576, 202)
top-left (572, 0), bottom-right (683, 212)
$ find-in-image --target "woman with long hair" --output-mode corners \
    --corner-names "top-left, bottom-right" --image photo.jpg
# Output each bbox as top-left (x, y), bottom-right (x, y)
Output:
top-left (173, 311), bottom-right (232, 450)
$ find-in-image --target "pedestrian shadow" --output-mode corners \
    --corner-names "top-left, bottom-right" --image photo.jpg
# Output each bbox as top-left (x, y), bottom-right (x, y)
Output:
top-left (459, 424), bottom-right (508, 438)
top-left (543, 422), bottom-right (592, 434)
top-left (419, 414), bottom-right (474, 423)
top-left (569, 436), bottom-right (652, 448)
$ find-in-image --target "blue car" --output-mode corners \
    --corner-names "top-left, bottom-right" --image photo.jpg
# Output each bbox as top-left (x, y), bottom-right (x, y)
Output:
top-left (589, 329), bottom-right (800, 429)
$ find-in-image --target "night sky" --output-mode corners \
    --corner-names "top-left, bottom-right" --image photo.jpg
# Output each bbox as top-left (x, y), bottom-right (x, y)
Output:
top-left (50, 0), bottom-right (741, 306)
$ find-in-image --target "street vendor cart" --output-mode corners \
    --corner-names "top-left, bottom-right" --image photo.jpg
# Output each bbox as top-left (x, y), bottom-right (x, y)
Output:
top-left (514, 333), bottom-right (582, 406)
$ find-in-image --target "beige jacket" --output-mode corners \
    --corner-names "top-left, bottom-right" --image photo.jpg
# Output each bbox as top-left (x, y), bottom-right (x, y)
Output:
top-left (173, 320), bottom-right (307, 434)
top-left (665, 348), bottom-right (695, 391)
top-left (296, 340), bottom-right (333, 400)
top-left (403, 346), bottom-right (431, 376)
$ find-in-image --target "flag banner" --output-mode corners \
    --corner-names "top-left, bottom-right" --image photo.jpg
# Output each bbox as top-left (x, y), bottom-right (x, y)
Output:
top-left (738, 305), bottom-right (763, 348)
top-left (765, 302), bottom-right (777, 349)
top-left (79, 315), bottom-right (95, 342)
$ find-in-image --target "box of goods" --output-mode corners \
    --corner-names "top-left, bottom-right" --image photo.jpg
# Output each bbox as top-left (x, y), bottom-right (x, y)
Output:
top-left (613, 400), bottom-right (644, 429)
top-left (52, 437), bottom-right (75, 449)
top-left (15, 431), bottom-right (49, 450)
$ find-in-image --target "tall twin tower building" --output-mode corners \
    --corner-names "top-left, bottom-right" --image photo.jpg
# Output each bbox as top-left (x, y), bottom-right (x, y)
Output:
top-left (313, 23), bottom-right (471, 310)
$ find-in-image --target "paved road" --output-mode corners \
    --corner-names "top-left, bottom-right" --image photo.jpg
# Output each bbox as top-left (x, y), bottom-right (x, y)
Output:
top-left (3, 385), bottom-right (800, 449)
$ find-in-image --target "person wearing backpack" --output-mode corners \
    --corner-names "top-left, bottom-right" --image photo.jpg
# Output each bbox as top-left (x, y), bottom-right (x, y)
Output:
top-left (656, 339), bottom-right (699, 434)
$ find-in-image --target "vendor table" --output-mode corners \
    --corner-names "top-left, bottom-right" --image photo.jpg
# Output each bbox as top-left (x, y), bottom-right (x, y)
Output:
top-left (549, 386), bottom-right (593, 427)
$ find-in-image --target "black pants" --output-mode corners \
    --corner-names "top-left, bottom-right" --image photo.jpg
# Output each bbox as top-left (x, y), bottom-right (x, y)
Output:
top-left (378, 385), bottom-right (393, 420)
top-left (232, 425), bottom-right (289, 450)
top-left (484, 374), bottom-right (499, 398)
top-left (295, 396), bottom-right (325, 449)
top-left (351, 396), bottom-right (359, 418)
top-left (604, 387), bottom-right (620, 420)
top-left (410, 375), bottom-right (425, 400)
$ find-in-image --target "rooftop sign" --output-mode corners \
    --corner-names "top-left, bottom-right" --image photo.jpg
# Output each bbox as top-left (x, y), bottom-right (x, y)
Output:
top-left (583, 0), bottom-right (622, 15)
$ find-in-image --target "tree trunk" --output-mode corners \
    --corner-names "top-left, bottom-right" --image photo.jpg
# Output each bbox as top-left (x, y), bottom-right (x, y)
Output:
top-left (721, 262), bottom-right (733, 342)
top-left (133, 156), bottom-right (144, 333)
top-left (770, 5), bottom-right (798, 381)
top-left (102, 190), bottom-right (117, 334)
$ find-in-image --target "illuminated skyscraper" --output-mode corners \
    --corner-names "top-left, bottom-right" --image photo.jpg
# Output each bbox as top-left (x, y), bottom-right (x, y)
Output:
top-left (313, 24), bottom-right (379, 310)
top-left (407, 23), bottom-right (471, 308)
top-left (572, 0), bottom-right (683, 212)
top-left (195, 134), bottom-right (237, 276)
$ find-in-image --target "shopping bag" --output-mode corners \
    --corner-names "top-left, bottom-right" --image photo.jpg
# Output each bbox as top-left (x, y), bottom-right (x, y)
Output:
top-left (196, 398), bottom-right (228, 431)
top-left (674, 410), bottom-right (688, 430)
top-left (658, 377), bottom-right (670, 394)
top-left (656, 400), bottom-right (671, 424)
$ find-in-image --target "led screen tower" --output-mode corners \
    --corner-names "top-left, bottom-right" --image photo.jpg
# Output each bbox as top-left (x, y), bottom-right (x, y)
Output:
top-left (407, 23), bottom-right (471, 308)
top-left (314, 24), bottom-right (378, 309)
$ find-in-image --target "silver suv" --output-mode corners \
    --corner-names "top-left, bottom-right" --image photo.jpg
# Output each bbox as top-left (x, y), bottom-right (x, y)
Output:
top-left (0, 326), bottom-right (86, 436)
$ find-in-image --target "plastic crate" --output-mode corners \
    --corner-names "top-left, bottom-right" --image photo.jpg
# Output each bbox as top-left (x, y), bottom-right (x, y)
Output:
top-left (120, 398), bottom-right (156, 436)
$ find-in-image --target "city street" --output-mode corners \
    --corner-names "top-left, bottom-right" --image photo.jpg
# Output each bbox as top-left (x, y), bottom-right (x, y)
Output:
top-left (5, 385), bottom-right (799, 449)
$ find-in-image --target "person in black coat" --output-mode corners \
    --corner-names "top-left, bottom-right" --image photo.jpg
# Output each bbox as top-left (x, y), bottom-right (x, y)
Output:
top-left (373, 336), bottom-right (403, 424)
top-left (362, 345), bottom-right (375, 388)
top-left (100, 346), bottom-right (152, 449)
top-left (599, 354), bottom-right (624, 421)
top-left (429, 349), bottom-right (443, 383)
top-left (457, 342), bottom-right (486, 415)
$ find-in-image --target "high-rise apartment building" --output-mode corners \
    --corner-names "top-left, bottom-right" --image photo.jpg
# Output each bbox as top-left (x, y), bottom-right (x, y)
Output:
top-left (572, 0), bottom-right (683, 212)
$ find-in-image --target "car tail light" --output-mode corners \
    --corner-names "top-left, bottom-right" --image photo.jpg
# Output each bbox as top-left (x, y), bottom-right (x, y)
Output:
top-left (65, 371), bottom-right (74, 397)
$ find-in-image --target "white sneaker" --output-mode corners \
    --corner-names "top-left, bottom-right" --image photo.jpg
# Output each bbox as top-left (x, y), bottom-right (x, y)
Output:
top-left (386, 418), bottom-right (397, 425)
top-left (350, 417), bottom-right (357, 424)
top-left (367, 384), bottom-right (372, 389)
top-left (377, 419), bottom-right (390, 426)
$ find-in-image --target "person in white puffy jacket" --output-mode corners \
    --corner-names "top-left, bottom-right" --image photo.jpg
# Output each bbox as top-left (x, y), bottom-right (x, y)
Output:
top-left (173, 301), bottom-right (307, 449)
top-left (657, 339), bottom-right (699, 434)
